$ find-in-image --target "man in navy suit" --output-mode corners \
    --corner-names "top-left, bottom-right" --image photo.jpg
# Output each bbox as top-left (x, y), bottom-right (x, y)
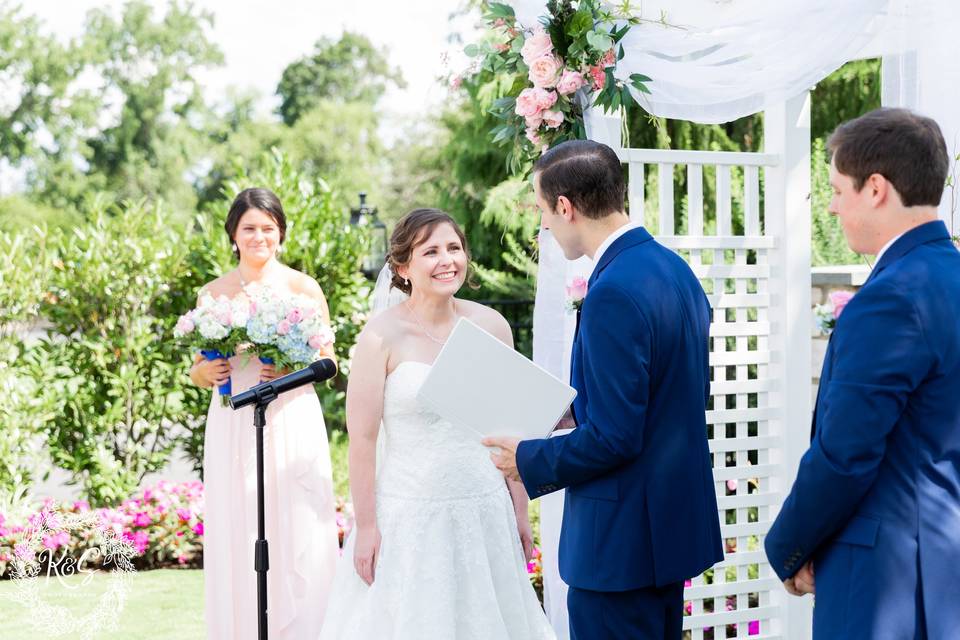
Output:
top-left (485, 140), bottom-right (723, 639)
top-left (765, 108), bottom-right (960, 639)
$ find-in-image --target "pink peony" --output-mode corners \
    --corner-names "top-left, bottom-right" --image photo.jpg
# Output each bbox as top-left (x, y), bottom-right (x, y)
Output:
top-left (556, 69), bottom-right (585, 96)
top-left (829, 290), bottom-right (854, 319)
top-left (528, 54), bottom-right (563, 89)
top-left (566, 277), bottom-right (588, 303)
top-left (286, 308), bottom-right (303, 324)
top-left (541, 109), bottom-right (564, 129)
top-left (520, 27), bottom-right (553, 64)
top-left (276, 319), bottom-right (292, 336)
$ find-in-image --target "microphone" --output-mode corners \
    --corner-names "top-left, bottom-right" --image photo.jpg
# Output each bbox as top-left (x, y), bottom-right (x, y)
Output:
top-left (229, 359), bottom-right (337, 410)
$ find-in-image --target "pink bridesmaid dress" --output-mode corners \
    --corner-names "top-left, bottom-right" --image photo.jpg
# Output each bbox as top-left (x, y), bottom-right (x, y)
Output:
top-left (203, 355), bottom-right (338, 639)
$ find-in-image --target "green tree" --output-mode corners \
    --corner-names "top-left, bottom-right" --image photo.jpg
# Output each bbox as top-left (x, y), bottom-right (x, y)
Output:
top-left (276, 31), bottom-right (405, 126)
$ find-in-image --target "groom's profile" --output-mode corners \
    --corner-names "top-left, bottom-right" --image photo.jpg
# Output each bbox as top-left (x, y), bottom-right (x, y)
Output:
top-left (486, 140), bottom-right (723, 639)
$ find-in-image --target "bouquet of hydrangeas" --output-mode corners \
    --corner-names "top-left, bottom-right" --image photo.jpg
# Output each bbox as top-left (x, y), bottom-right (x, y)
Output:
top-left (244, 283), bottom-right (336, 372)
top-left (174, 293), bottom-right (252, 401)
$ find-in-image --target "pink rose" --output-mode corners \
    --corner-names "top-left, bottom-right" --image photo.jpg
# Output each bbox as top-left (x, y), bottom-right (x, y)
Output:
top-left (566, 276), bottom-right (588, 302)
top-left (528, 54), bottom-right (563, 89)
top-left (520, 27), bottom-right (553, 64)
top-left (542, 109), bottom-right (564, 129)
top-left (277, 319), bottom-right (292, 335)
top-left (175, 315), bottom-right (194, 335)
top-left (286, 308), bottom-right (303, 324)
top-left (556, 69), bottom-right (585, 96)
top-left (514, 88), bottom-right (542, 117)
top-left (525, 127), bottom-right (542, 146)
top-left (308, 326), bottom-right (335, 350)
top-left (525, 113), bottom-right (543, 129)
top-left (532, 87), bottom-right (557, 110)
top-left (829, 290), bottom-right (854, 319)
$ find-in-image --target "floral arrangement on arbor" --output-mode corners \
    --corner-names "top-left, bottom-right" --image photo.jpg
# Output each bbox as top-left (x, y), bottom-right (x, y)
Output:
top-left (465, 0), bottom-right (652, 170)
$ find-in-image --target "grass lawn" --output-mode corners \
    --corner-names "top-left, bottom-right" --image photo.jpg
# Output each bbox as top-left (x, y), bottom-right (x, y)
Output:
top-left (0, 569), bottom-right (204, 639)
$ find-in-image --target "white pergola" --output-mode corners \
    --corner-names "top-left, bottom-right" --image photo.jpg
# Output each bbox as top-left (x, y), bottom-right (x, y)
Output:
top-left (525, 1), bottom-right (960, 638)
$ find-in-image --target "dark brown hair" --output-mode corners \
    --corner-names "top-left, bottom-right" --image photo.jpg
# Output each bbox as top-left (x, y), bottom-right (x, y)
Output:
top-left (828, 108), bottom-right (948, 207)
top-left (387, 208), bottom-right (476, 295)
top-left (533, 139), bottom-right (625, 219)
top-left (224, 188), bottom-right (287, 260)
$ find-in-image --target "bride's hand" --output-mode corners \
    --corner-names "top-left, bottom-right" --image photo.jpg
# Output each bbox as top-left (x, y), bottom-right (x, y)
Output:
top-left (517, 517), bottom-right (534, 562)
top-left (190, 357), bottom-right (230, 388)
top-left (354, 525), bottom-right (381, 586)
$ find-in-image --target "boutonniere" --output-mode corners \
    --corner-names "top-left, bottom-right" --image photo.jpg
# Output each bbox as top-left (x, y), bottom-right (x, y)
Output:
top-left (814, 290), bottom-right (854, 336)
top-left (565, 276), bottom-right (588, 313)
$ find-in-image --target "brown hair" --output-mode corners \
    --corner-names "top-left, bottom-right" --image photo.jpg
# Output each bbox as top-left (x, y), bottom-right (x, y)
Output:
top-left (224, 188), bottom-right (287, 260)
top-left (387, 208), bottom-right (476, 295)
top-left (827, 108), bottom-right (948, 207)
top-left (533, 139), bottom-right (625, 219)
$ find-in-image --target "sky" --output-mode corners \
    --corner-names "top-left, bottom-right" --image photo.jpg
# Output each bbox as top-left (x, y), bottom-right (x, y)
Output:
top-left (25, 0), bottom-right (480, 126)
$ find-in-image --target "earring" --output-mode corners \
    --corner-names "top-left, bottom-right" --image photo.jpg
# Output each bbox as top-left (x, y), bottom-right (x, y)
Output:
top-left (404, 278), bottom-right (410, 287)
top-left (232, 242), bottom-right (238, 252)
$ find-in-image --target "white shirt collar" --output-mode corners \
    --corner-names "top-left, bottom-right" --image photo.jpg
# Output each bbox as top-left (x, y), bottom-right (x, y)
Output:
top-left (875, 230), bottom-right (907, 264)
top-left (591, 221), bottom-right (639, 275)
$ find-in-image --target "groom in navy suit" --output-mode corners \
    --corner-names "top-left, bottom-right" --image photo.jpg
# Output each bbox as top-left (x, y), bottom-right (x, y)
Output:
top-left (765, 108), bottom-right (960, 638)
top-left (485, 140), bottom-right (723, 639)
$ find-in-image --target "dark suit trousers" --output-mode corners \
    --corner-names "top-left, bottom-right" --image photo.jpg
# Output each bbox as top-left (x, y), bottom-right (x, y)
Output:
top-left (568, 582), bottom-right (684, 640)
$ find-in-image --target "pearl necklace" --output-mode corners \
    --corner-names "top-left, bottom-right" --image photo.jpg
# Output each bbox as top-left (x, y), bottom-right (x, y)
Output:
top-left (406, 301), bottom-right (458, 345)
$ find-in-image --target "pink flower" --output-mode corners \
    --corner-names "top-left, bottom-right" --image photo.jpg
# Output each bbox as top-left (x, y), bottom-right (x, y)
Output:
top-left (495, 42), bottom-right (510, 53)
top-left (542, 109), bottom-right (564, 129)
top-left (726, 479), bottom-right (738, 492)
top-left (556, 69), bottom-right (585, 96)
top-left (566, 276), bottom-right (588, 302)
top-left (525, 127), bottom-right (542, 146)
top-left (177, 554), bottom-right (188, 565)
top-left (528, 54), bottom-right (563, 89)
top-left (176, 508), bottom-right (193, 522)
top-left (525, 114), bottom-right (543, 129)
top-left (829, 290), bottom-right (854, 319)
top-left (589, 65), bottom-right (606, 91)
top-left (286, 308), bottom-right (304, 324)
top-left (448, 75), bottom-right (463, 90)
top-left (520, 27), bottom-right (553, 64)
top-left (192, 522), bottom-right (204, 536)
top-left (532, 88), bottom-right (557, 111)
top-left (749, 620), bottom-right (760, 635)
top-left (277, 319), bottom-right (292, 336)
top-left (215, 310), bottom-right (232, 326)
top-left (515, 88), bottom-right (542, 117)
top-left (175, 314), bottom-right (195, 335)
top-left (14, 543), bottom-right (33, 561)
top-left (601, 48), bottom-right (616, 68)
top-left (72, 500), bottom-right (90, 512)
top-left (133, 512), bottom-right (152, 527)
top-left (308, 326), bottom-right (335, 350)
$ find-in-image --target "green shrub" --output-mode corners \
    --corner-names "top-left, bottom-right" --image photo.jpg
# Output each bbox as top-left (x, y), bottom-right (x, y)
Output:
top-left (811, 138), bottom-right (863, 266)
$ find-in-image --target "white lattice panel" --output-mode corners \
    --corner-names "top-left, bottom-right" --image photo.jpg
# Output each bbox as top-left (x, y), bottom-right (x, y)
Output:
top-left (620, 147), bottom-right (786, 639)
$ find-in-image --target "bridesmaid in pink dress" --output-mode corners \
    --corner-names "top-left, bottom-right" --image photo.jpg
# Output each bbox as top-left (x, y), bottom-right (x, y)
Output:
top-left (188, 188), bottom-right (339, 639)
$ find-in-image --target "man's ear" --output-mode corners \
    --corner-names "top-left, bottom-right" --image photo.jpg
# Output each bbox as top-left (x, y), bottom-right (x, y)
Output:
top-left (867, 173), bottom-right (890, 207)
top-left (556, 195), bottom-right (575, 221)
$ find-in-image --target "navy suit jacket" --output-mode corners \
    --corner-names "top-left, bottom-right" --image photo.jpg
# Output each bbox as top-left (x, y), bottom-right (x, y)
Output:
top-left (516, 227), bottom-right (724, 591)
top-left (765, 221), bottom-right (960, 638)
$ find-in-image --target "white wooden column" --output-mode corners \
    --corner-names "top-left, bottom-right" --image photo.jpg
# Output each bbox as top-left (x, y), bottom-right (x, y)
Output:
top-left (763, 91), bottom-right (813, 640)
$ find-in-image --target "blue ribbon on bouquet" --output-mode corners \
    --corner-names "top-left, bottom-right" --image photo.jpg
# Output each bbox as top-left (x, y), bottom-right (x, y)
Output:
top-left (201, 349), bottom-right (232, 397)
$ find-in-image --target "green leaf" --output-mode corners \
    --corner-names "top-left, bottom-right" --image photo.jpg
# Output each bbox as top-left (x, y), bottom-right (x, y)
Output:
top-left (487, 3), bottom-right (516, 19)
top-left (586, 30), bottom-right (614, 53)
top-left (566, 10), bottom-right (593, 38)
top-left (630, 73), bottom-right (652, 83)
top-left (464, 43), bottom-right (480, 57)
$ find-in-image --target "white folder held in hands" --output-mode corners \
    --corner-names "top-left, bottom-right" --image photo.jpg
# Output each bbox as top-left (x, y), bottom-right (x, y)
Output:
top-left (417, 317), bottom-right (577, 440)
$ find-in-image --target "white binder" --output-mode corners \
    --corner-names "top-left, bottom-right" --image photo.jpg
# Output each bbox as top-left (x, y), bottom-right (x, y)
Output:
top-left (417, 317), bottom-right (577, 439)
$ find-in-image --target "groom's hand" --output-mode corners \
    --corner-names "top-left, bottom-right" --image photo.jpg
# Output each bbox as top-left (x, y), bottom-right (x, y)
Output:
top-left (482, 436), bottom-right (521, 481)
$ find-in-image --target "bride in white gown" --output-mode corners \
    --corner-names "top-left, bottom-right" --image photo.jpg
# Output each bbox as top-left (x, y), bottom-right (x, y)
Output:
top-left (318, 209), bottom-right (555, 640)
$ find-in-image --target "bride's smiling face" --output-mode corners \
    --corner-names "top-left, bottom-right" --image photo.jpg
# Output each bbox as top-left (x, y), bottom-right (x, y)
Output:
top-left (399, 223), bottom-right (467, 297)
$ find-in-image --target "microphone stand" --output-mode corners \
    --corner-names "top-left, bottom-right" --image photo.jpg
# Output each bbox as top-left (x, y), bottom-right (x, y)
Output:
top-left (238, 385), bottom-right (279, 640)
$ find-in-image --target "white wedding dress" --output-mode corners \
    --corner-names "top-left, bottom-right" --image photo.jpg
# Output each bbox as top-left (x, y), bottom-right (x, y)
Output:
top-left (318, 361), bottom-right (556, 640)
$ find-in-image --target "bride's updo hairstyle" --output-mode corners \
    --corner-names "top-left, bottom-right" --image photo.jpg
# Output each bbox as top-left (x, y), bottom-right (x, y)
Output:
top-left (387, 208), bottom-right (477, 295)
top-left (224, 187), bottom-right (287, 261)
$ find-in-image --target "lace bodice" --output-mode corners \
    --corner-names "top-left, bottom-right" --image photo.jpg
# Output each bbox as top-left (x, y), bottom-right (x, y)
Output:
top-left (376, 361), bottom-right (505, 500)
